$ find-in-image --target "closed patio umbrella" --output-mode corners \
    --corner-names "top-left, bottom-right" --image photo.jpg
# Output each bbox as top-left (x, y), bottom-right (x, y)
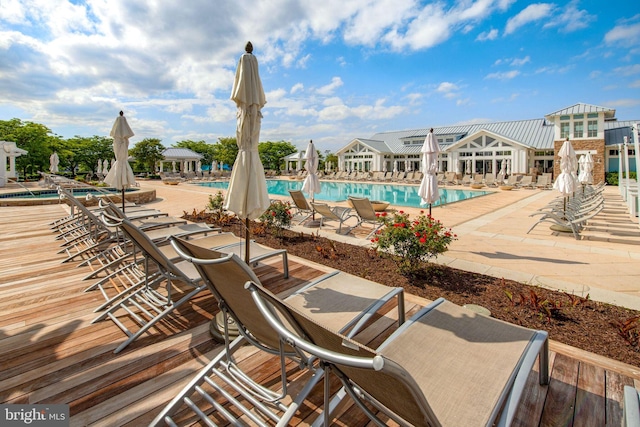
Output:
top-left (418, 128), bottom-right (440, 216)
top-left (103, 159), bottom-right (110, 175)
top-left (96, 159), bottom-right (103, 175)
top-left (49, 152), bottom-right (59, 174)
top-left (301, 139), bottom-right (321, 222)
top-left (224, 41), bottom-right (269, 263)
top-left (553, 138), bottom-right (578, 221)
top-left (104, 111), bottom-right (136, 212)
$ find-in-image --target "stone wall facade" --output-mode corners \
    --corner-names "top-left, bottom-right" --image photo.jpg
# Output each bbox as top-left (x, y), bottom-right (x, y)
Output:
top-left (553, 139), bottom-right (605, 184)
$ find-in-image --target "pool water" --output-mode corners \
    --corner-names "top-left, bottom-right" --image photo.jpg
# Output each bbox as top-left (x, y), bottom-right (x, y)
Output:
top-left (196, 180), bottom-right (491, 209)
top-left (0, 188), bottom-right (137, 199)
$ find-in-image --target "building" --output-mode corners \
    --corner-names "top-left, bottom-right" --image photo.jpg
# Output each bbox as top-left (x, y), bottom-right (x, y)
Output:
top-left (335, 103), bottom-right (638, 183)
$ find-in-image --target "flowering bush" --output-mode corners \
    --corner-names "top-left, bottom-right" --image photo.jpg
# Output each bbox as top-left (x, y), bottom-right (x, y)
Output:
top-left (372, 210), bottom-right (457, 276)
top-left (259, 200), bottom-right (293, 237)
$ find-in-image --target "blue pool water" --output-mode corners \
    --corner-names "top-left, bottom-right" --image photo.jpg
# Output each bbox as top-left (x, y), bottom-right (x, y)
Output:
top-left (0, 188), bottom-right (137, 199)
top-left (196, 180), bottom-right (490, 209)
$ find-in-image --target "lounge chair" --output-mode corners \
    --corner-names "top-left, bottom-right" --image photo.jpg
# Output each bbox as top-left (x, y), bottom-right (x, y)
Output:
top-left (347, 196), bottom-right (384, 238)
top-left (535, 175), bottom-right (551, 189)
top-left (516, 175), bottom-right (534, 189)
top-left (624, 386), bottom-right (640, 427)
top-left (92, 217), bottom-right (210, 354)
top-left (310, 202), bottom-right (356, 234)
top-left (288, 189), bottom-right (314, 224)
top-left (484, 173), bottom-right (498, 187)
top-left (248, 285), bottom-right (550, 427)
top-left (150, 239), bottom-right (405, 426)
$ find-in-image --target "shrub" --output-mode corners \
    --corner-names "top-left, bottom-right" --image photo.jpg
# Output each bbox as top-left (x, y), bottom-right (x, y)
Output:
top-left (373, 210), bottom-right (457, 276)
top-left (259, 200), bottom-right (293, 237)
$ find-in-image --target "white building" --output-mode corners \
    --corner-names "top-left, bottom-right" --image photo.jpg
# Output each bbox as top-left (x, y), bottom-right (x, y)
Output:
top-left (335, 103), bottom-right (638, 183)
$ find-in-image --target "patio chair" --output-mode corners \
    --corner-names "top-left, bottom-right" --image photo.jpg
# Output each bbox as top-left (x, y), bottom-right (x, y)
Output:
top-left (150, 238), bottom-right (405, 426)
top-left (484, 173), bottom-right (498, 187)
top-left (310, 202), bottom-right (356, 234)
top-left (248, 286), bottom-right (550, 427)
top-left (516, 175), bottom-right (534, 189)
top-left (288, 189), bottom-right (314, 224)
top-left (624, 386), bottom-right (640, 427)
top-left (92, 217), bottom-right (210, 354)
top-left (348, 196), bottom-right (384, 238)
top-left (535, 174), bottom-right (551, 189)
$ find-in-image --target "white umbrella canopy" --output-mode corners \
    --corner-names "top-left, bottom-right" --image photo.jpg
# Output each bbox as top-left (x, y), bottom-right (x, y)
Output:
top-left (553, 139), bottom-right (578, 197)
top-left (224, 41), bottom-right (270, 262)
top-left (497, 159), bottom-right (506, 183)
top-left (301, 140), bottom-right (321, 197)
top-left (49, 152), bottom-right (59, 174)
top-left (579, 152), bottom-right (594, 185)
top-left (96, 159), bottom-right (103, 175)
top-left (103, 159), bottom-right (110, 174)
top-left (104, 111), bottom-right (136, 211)
top-left (418, 129), bottom-right (440, 215)
top-left (466, 159), bottom-right (472, 175)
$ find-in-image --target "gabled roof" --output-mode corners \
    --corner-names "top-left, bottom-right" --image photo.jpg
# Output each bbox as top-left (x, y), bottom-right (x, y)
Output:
top-left (545, 103), bottom-right (616, 119)
top-left (365, 118), bottom-right (555, 152)
top-left (336, 138), bottom-right (392, 155)
top-left (161, 147), bottom-right (203, 160)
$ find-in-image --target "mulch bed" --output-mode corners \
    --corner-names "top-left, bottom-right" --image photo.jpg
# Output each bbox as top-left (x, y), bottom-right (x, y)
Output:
top-left (185, 213), bottom-right (640, 368)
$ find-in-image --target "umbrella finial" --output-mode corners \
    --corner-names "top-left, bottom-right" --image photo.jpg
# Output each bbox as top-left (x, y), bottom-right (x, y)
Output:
top-left (245, 41), bottom-right (253, 54)
top-left (119, 110), bottom-right (124, 116)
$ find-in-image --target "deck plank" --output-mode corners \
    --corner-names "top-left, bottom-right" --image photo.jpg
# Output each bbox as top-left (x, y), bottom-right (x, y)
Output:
top-left (1, 204), bottom-right (640, 426)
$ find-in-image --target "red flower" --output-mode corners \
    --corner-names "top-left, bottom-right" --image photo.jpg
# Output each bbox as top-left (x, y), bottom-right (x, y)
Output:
top-left (415, 232), bottom-right (421, 237)
top-left (399, 210), bottom-right (404, 214)
top-left (419, 237), bottom-right (426, 244)
top-left (271, 211), bottom-right (276, 216)
top-left (381, 212), bottom-right (387, 217)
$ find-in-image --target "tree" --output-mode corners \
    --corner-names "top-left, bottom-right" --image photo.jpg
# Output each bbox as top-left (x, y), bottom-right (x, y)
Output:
top-left (174, 140), bottom-right (216, 168)
top-left (0, 118), bottom-right (59, 178)
top-left (324, 152), bottom-right (338, 172)
top-left (210, 137), bottom-right (239, 168)
top-left (258, 140), bottom-right (297, 171)
top-left (64, 136), bottom-right (115, 176)
top-left (130, 138), bottom-right (165, 173)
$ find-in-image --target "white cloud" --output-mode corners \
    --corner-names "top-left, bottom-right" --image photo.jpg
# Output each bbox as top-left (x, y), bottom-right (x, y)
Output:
top-left (476, 29), bottom-right (499, 41)
top-left (504, 3), bottom-right (553, 35)
top-left (605, 22), bottom-right (640, 48)
top-left (316, 77), bottom-right (344, 95)
top-left (613, 64), bottom-right (640, 76)
top-left (630, 80), bottom-right (640, 89)
top-left (510, 56), bottom-right (530, 66)
top-left (543, 0), bottom-right (595, 33)
top-left (485, 70), bottom-right (520, 80)
top-left (291, 83), bottom-right (304, 94)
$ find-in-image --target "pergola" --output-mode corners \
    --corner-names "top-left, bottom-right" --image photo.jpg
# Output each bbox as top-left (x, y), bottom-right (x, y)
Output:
top-left (159, 148), bottom-right (203, 173)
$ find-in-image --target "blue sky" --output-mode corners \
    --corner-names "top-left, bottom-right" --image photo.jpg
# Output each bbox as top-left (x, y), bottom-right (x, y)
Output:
top-left (0, 0), bottom-right (638, 153)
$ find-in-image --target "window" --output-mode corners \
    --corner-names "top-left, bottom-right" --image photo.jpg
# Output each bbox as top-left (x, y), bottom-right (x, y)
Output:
top-left (609, 149), bottom-right (619, 156)
top-left (587, 120), bottom-right (597, 137)
top-left (574, 121), bottom-right (584, 138)
top-left (587, 113), bottom-right (598, 119)
top-left (446, 138), bottom-right (453, 143)
top-left (560, 122), bottom-right (570, 139)
top-left (573, 114), bottom-right (584, 120)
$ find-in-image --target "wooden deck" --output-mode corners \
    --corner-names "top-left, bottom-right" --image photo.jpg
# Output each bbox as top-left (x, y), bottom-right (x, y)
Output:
top-left (1, 204), bottom-right (640, 426)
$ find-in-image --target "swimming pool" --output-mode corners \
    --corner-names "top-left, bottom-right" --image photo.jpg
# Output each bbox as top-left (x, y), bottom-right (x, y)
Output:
top-left (196, 180), bottom-right (491, 209)
top-left (0, 187), bottom-right (138, 199)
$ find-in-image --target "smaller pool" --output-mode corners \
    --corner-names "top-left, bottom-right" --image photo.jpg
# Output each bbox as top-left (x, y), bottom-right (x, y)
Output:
top-left (0, 188), bottom-right (137, 199)
top-left (196, 180), bottom-right (491, 209)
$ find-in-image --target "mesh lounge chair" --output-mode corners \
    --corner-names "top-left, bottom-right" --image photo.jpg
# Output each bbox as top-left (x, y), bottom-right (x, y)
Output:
top-left (150, 239), bottom-right (405, 426)
top-left (348, 196), bottom-right (384, 238)
top-left (248, 285), bottom-right (550, 427)
top-left (92, 217), bottom-right (210, 353)
top-left (624, 386), bottom-right (640, 427)
top-left (310, 202), bottom-right (356, 234)
top-left (288, 189), bottom-right (314, 224)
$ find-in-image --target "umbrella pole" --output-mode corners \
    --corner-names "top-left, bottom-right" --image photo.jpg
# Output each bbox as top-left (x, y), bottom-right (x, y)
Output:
top-left (245, 218), bottom-right (250, 264)
top-left (122, 188), bottom-right (125, 213)
top-left (429, 203), bottom-right (432, 217)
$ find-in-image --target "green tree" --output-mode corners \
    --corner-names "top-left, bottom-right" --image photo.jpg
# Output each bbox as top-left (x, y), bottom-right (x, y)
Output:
top-left (324, 152), bottom-right (338, 172)
top-left (258, 140), bottom-right (297, 171)
top-left (0, 118), bottom-right (59, 178)
top-left (174, 140), bottom-right (215, 168)
top-left (65, 136), bottom-right (115, 176)
top-left (211, 137), bottom-right (239, 168)
top-left (130, 138), bottom-right (165, 173)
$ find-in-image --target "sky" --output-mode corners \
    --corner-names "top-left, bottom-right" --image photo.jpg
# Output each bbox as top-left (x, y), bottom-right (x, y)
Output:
top-left (0, 0), bottom-right (639, 153)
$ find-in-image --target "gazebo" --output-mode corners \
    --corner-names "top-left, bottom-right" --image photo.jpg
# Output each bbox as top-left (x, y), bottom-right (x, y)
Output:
top-left (0, 141), bottom-right (28, 187)
top-left (159, 148), bottom-right (203, 174)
